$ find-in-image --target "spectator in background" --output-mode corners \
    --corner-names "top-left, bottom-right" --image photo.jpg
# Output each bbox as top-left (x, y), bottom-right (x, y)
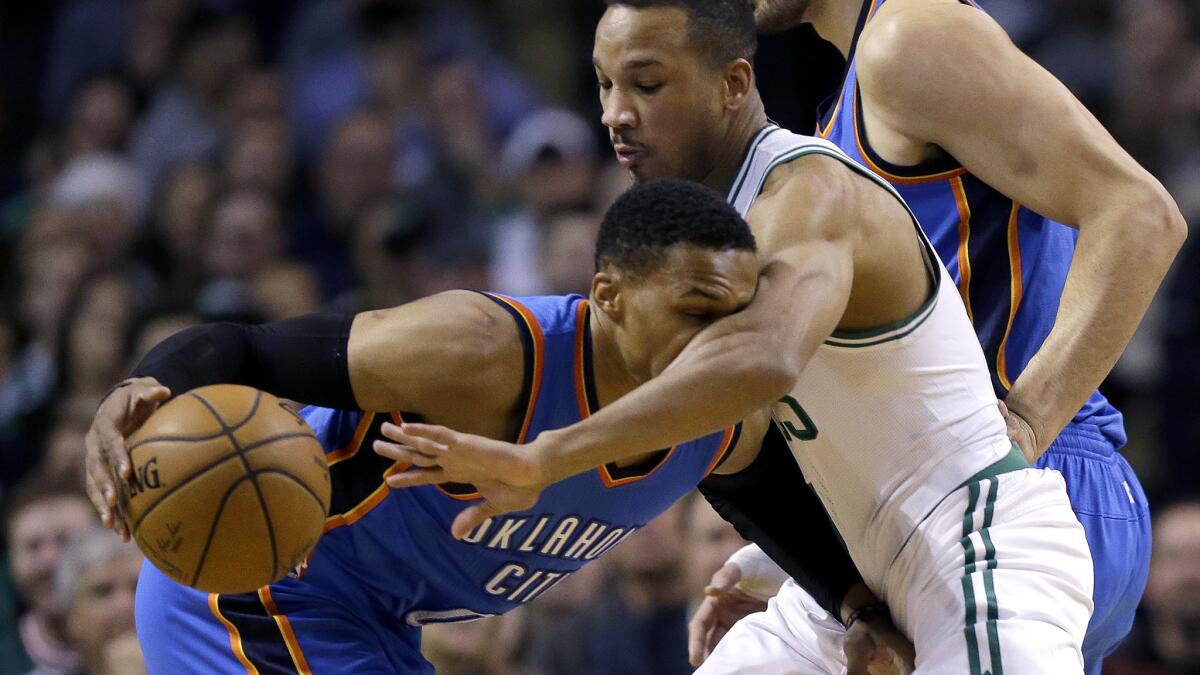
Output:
top-left (52, 528), bottom-right (144, 675)
top-left (678, 493), bottom-right (747, 600)
top-left (62, 76), bottom-right (136, 163)
top-left (4, 478), bottom-right (94, 675)
top-left (421, 611), bottom-right (528, 675)
top-left (1107, 500), bottom-right (1200, 675)
top-left (540, 209), bottom-right (601, 296)
top-left (532, 501), bottom-right (693, 675)
top-left (294, 109), bottom-right (396, 299)
top-left (196, 187), bottom-right (286, 319)
top-left (130, 7), bottom-right (257, 191)
top-left (57, 272), bottom-right (138, 403)
top-left (222, 115), bottom-right (294, 199)
top-left (490, 108), bottom-right (598, 296)
top-left (50, 153), bottom-right (148, 274)
top-left (38, 398), bottom-right (99, 490)
top-left (145, 163), bottom-right (217, 305)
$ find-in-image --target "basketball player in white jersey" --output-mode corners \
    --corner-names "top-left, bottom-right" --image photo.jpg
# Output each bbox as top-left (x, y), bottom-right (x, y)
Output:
top-left (378, 1), bottom-right (1093, 672)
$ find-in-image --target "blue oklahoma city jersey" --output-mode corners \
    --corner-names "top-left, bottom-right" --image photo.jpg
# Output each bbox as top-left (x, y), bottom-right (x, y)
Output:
top-left (292, 293), bottom-right (739, 624)
top-left (137, 293), bottom-right (739, 674)
top-left (818, 0), bottom-right (1124, 448)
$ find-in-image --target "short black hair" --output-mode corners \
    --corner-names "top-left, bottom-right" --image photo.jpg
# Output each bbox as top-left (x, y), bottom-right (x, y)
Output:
top-left (596, 179), bottom-right (756, 274)
top-left (605, 0), bottom-right (757, 66)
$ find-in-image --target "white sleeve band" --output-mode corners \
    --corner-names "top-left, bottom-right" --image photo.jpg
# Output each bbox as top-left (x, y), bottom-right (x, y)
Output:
top-left (727, 543), bottom-right (790, 601)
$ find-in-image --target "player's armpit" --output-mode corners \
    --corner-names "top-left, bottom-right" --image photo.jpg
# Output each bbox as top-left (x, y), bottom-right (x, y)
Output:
top-left (699, 424), bottom-right (864, 620)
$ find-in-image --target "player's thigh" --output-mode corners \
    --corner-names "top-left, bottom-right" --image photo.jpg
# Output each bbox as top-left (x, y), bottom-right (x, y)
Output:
top-left (697, 582), bottom-right (846, 675)
top-left (908, 470), bottom-right (1092, 674)
top-left (1038, 436), bottom-right (1152, 673)
top-left (136, 561), bottom-right (429, 674)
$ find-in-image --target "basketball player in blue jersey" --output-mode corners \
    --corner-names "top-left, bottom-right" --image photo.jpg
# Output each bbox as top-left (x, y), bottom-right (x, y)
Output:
top-left (81, 180), bottom-right (796, 673)
top-left (684, 1), bottom-right (1185, 672)
top-left (378, 1), bottom-right (1108, 672)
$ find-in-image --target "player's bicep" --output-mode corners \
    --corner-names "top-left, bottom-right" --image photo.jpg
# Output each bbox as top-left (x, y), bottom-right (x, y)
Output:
top-left (348, 291), bottom-right (522, 412)
top-left (861, 5), bottom-right (1152, 227)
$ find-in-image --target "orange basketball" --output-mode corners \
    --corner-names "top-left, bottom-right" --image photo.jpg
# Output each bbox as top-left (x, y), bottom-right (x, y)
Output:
top-left (122, 384), bottom-right (330, 594)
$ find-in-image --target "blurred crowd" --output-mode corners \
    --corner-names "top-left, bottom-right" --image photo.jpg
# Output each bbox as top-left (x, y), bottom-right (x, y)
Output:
top-left (0, 0), bottom-right (1196, 673)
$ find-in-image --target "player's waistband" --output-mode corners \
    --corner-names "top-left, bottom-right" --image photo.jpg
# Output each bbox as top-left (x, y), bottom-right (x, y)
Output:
top-left (957, 442), bottom-right (1029, 488)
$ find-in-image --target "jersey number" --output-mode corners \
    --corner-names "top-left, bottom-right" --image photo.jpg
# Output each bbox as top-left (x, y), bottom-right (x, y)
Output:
top-left (776, 395), bottom-right (818, 442)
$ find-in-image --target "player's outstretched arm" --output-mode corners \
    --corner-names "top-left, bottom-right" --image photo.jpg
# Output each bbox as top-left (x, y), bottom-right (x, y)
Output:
top-left (858, 2), bottom-right (1187, 457)
top-left (384, 159), bottom-right (912, 536)
top-left (85, 291), bottom-right (523, 538)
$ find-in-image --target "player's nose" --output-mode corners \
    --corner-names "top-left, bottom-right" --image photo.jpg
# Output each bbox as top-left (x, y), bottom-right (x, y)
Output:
top-left (601, 93), bottom-right (637, 130)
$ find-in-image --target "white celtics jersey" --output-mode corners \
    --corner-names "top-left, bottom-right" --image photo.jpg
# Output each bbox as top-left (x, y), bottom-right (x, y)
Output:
top-left (728, 125), bottom-right (1014, 591)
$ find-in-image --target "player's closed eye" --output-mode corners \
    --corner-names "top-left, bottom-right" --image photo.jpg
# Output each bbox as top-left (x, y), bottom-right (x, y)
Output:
top-left (637, 83), bottom-right (662, 94)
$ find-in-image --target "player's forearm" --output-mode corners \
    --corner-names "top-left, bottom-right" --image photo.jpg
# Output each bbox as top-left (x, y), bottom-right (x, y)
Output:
top-left (131, 315), bottom-right (357, 409)
top-left (533, 328), bottom-right (796, 483)
top-left (1005, 189), bottom-right (1185, 456)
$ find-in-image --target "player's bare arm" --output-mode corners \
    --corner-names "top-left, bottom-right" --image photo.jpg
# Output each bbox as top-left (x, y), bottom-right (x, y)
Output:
top-left (391, 155), bottom-right (927, 507)
top-left (85, 291), bottom-right (527, 538)
top-left (856, 0), bottom-right (1187, 458)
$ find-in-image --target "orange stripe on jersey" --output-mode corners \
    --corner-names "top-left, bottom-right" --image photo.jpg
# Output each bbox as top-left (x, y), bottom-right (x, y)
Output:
top-left (258, 587), bottom-right (312, 674)
top-left (818, 95), bottom-right (843, 139)
top-left (209, 593), bottom-right (259, 675)
top-left (326, 413), bottom-right (374, 466)
top-left (598, 445), bottom-right (679, 488)
top-left (325, 412), bottom-right (411, 530)
top-left (996, 203), bottom-right (1024, 390)
top-left (485, 294), bottom-right (546, 443)
top-left (573, 300), bottom-right (591, 418)
top-left (702, 425), bottom-right (739, 479)
top-left (950, 176), bottom-right (975, 322)
top-left (851, 90), bottom-right (967, 185)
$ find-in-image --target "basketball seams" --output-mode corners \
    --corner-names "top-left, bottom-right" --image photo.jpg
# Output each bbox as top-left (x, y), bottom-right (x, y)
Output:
top-left (189, 391), bottom-right (281, 585)
top-left (190, 476), bottom-right (254, 587)
top-left (128, 388), bottom-right (265, 450)
top-left (253, 469), bottom-right (330, 515)
top-left (129, 432), bottom-right (321, 532)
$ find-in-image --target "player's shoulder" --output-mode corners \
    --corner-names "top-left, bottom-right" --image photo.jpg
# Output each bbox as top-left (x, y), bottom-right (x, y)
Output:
top-left (857, 0), bottom-right (1011, 100)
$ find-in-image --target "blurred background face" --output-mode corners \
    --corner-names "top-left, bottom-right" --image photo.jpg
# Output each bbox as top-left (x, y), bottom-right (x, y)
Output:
top-left (319, 114), bottom-right (396, 230)
top-left (68, 276), bottom-right (133, 396)
top-left (682, 493), bottom-right (747, 591)
top-left (605, 244), bottom-right (757, 380)
top-left (65, 79), bottom-right (134, 159)
top-left (7, 496), bottom-right (94, 613)
top-left (204, 190), bottom-right (284, 281)
top-left (159, 165), bottom-right (217, 262)
top-left (542, 211), bottom-right (602, 295)
top-left (64, 549), bottom-right (142, 668)
top-left (1144, 502), bottom-right (1200, 667)
top-left (594, 6), bottom-right (729, 182)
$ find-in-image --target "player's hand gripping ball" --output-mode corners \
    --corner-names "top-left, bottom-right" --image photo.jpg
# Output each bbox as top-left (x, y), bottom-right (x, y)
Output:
top-left (121, 385), bottom-right (331, 593)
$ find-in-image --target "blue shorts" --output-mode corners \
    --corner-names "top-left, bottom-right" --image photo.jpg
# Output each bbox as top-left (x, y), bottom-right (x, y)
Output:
top-left (1034, 424), bottom-right (1151, 675)
top-left (135, 562), bottom-right (434, 674)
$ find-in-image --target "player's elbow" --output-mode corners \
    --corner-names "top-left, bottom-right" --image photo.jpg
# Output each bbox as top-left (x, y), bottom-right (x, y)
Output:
top-left (1150, 185), bottom-right (1188, 255)
top-left (727, 334), bottom-right (801, 402)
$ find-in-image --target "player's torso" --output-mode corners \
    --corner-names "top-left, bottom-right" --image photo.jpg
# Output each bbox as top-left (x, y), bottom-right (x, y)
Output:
top-left (727, 126), bottom-right (1012, 585)
top-left (817, 0), bottom-right (1125, 447)
top-left (283, 294), bottom-right (738, 627)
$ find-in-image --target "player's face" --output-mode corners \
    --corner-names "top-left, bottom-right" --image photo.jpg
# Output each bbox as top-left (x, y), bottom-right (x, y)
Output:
top-left (607, 244), bottom-right (758, 380)
top-left (749, 0), bottom-right (813, 34)
top-left (594, 6), bottom-right (728, 182)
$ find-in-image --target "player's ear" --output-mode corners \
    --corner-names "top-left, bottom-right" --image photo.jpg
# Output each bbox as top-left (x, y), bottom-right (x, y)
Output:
top-left (722, 59), bottom-right (754, 110)
top-left (592, 270), bottom-right (625, 321)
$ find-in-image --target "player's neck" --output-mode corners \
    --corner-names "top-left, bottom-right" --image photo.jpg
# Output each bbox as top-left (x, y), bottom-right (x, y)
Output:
top-left (700, 95), bottom-right (770, 194)
top-left (805, 0), bottom-right (863, 59)
top-left (587, 308), bottom-right (643, 408)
